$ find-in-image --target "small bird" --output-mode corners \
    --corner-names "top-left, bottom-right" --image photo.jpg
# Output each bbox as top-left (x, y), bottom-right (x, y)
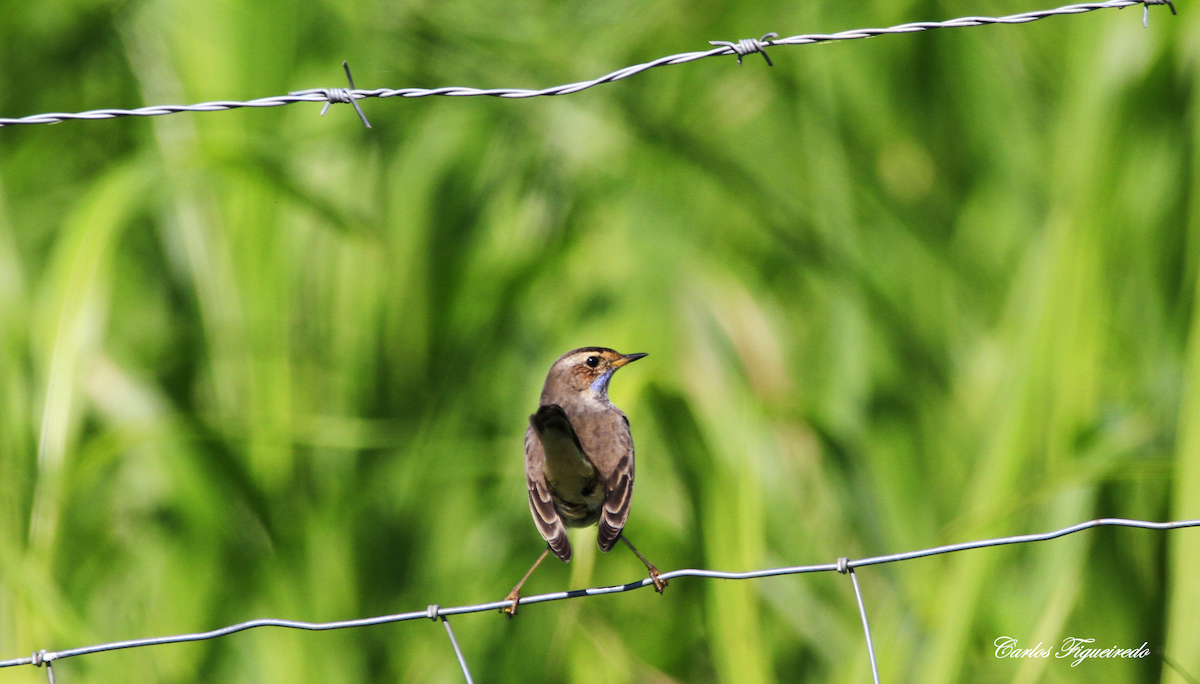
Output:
top-left (502, 347), bottom-right (667, 616)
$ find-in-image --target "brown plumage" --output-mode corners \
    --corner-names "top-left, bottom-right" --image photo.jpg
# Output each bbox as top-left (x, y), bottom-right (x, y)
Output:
top-left (502, 347), bottom-right (666, 616)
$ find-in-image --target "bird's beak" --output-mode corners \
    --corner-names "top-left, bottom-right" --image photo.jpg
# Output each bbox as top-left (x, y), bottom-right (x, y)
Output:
top-left (612, 352), bottom-right (648, 368)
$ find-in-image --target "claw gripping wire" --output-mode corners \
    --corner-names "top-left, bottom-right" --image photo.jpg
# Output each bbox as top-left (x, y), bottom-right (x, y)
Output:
top-left (1, 518), bottom-right (1199, 684)
top-left (710, 32), bottom-right (779, 66)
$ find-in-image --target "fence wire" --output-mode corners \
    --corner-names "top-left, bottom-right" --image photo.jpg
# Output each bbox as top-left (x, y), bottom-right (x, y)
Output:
top-left (0, 0), bottom-right (1177, 129)
top-left (2, 517), bottom-right (1197, 683)
top-left (0, 0), bottom-right (1191, 680)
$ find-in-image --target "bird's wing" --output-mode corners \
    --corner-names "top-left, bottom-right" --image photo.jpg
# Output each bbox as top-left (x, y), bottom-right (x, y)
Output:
top-left (532, 404), bottom-right (589, 460)
top-left (525, 423), bottom-right (572, 562)
top-left (596, 414), bottom-right (634, 553)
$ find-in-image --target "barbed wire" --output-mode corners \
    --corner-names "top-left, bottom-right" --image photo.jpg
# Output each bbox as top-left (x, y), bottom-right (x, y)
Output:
top-left (0, 0), bottom-right (1178, 129)
top-left (0, 4), bottom-right (1190, 679)
top-left (2, 517), bottom-right (1196, 683)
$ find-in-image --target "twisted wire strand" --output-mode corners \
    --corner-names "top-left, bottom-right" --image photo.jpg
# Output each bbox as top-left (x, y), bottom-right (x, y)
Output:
top-left (709, 33), bottom-right (779, 66)
top-left (0, 0), bottom-right (1163, 128)
top-left (1, 517), bottom-right (1195, 670)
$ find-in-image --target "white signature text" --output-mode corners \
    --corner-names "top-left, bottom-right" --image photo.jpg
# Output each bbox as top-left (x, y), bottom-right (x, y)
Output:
top-left (994, 636), bottom-right (1150, 667)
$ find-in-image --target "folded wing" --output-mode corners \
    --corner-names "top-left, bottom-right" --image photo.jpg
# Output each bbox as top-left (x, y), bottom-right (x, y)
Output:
top-left (524, 423), bottom-right (572, 562)
top-left (596, 415), bottom-right (634, 553)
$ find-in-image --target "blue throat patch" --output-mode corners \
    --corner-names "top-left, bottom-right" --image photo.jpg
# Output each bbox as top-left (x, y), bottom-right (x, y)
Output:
top-left (589, 369), bottom-right (614, 394)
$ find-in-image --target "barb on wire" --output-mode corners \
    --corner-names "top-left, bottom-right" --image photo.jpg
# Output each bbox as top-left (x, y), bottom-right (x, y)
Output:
top-left (290, 61), bottom-right (371, 128)
top-left (0, 516), bottom-right (1195, 676)
top-left (0, 0), bottom-right (1174, 129)
top-left (709, 33), bottom-right (779, 66)
top-left (1143, 0), bottom-right (1177, 25)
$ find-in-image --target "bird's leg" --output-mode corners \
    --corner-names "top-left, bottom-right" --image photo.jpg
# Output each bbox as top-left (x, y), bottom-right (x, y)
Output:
top-left (502, 546), bottom-right (552, 617)
top-left (620, 534), bottom-right (668, 594)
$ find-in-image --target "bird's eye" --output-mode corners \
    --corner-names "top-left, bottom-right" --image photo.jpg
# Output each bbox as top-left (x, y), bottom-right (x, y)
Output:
top-left (586, 356), bottom-right (601, 368)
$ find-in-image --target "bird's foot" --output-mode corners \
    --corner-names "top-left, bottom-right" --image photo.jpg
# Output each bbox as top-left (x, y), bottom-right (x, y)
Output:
top-left (500, 589), bottom-right (521, 618)
top-left (648, 565), bottom-right (668, 594)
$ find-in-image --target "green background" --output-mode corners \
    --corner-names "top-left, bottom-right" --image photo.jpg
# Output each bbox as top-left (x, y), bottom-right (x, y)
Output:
top-left (1, 0), bottom-right (1198, 682)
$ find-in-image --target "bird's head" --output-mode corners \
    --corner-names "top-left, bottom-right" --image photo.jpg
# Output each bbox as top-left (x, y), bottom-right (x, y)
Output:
top-left (541, 347), bottom-right (647, 400)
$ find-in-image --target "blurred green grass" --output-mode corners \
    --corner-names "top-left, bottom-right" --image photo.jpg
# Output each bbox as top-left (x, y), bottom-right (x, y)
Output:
top-left (1, 0), bottom-right (1199, 682)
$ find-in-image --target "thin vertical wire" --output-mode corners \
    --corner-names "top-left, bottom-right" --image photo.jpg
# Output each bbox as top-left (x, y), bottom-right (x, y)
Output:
top-left (30, 651), bottom-right (55, 683)
top-left (849, 568), bottom-right (881, 684)
top-left (1, 518), bottom-right (1196, 674)
top-left (441, 617), bottom-right (475, 684)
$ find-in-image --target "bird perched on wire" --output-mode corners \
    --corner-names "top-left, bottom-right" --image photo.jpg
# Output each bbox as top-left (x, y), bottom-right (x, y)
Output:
top-left (502, 347), bottom-right (666, 616)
